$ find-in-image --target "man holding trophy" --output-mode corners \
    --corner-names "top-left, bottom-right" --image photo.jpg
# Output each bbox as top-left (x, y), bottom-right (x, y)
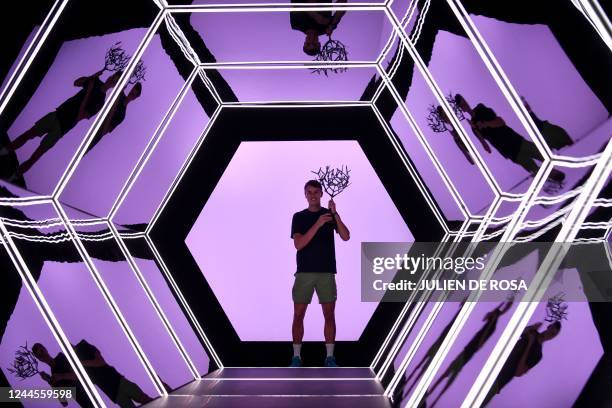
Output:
top-left (289, 166), bottom-right (351, 368)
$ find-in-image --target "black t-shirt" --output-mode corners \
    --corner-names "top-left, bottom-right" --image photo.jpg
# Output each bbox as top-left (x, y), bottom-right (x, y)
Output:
top-left (472, 103), bottom-right (524, 160)
top-left (51, 352), bottom-right (77, 388)
top-left (74, 340), bottom-right (122, 402)
top-left (494, 332), bottom-right (543, 392)
top-left (290, 0), bottom-right (332, 35)
top-left (56, 77), bottom-right (106, 132)
top-left (291, 208), bottom-right (337, 273)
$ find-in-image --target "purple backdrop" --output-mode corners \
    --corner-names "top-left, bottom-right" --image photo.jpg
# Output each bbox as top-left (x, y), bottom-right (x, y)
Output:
top-left (185, 141), bottom-right (413, 341)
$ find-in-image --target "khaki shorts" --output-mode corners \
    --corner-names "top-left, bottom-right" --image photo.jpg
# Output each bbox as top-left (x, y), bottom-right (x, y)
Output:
top-left (292, 273), bottom-right (337, 304)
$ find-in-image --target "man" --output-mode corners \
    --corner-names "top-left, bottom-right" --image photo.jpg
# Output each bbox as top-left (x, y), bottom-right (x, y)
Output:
top-left (290, 0), bottom-right (347, 56)
top-left (0, 69), bottom-right (122, 178)
top-left (33, 340), bottom-right (153, 408)
top-left (85, 82), bottom-right (142, 155)
top-left (290, 180), bottom-right (350, 367)
top-left (482, 321), bottom-right (561, 406)
top-left (454, 94), bottom-right (565, 183)
top-left (32, 343), bottom-right (93, 408)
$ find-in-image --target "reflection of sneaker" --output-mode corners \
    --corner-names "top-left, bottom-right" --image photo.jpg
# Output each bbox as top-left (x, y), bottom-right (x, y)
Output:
top-left (289, 356), bottom-right (302, 367)
top-left (324, 356), bottom-right (338, 367)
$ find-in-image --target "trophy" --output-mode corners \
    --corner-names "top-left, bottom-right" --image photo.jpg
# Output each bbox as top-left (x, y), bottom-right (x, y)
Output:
top-left (7, 343), bottom-right (39, 380)
top-left (311, 165), bottom-right (351, 225)
top-left (545, 292), bottom-right (569, 323)
top-left (311, 37), bottom-right (349, 76)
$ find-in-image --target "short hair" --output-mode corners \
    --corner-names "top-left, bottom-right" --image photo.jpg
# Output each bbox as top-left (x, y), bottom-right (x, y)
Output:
top-left (32, 343), bottom-right (44, 355)
top-left (454, 93), bottom-right (465, 105)
top-left (304, 180), bottom-right (322, 191)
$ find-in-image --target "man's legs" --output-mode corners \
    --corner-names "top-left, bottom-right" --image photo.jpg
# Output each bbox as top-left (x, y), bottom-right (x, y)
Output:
top-left (293, 303), bottom-right (308, 346)
top-left (114, 376), bottom-right (153, 408)
top-left (291, 273), bottom-right (315, 366)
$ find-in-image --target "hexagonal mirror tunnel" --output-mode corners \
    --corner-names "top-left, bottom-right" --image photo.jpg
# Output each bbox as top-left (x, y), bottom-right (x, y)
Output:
top-left (1, 0), bottom-right (610, 407)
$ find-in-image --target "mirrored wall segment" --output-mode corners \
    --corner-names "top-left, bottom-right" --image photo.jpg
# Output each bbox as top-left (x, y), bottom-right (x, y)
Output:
top-left (0, 1), bottom-right (158, 196)
top-left (186, 10), bottom-right (390, 63)
top-left (0, 242), bottom-right (94, 408)
top-left (112, 81), bottom-right (212, 228)
top-left (461, 0), bottom-right (611, 158)
top-left (1, 201), bottom-right (159, 407)
top-left (57, 30), bottom-right (189, 220)
top-left (124, 237), bottom-right (212, 376)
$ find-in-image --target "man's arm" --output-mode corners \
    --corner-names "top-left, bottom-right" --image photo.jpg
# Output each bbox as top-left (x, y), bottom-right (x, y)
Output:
top-left (293, 213), bottom-right (332, 250)
top-left (328, 200), bottom-right (350, 241)
top-left (80, 350), bottom-right (106, 368)
top-left (74, 69), bottom-right (105, 87)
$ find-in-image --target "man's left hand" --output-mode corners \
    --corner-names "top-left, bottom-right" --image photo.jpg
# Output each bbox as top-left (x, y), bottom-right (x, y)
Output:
top-left (328, 199), bottom-right (336, 214)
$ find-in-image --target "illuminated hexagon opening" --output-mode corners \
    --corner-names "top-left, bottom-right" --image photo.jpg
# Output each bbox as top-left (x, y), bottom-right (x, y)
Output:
top-left (185, 140), bottom-right (413, 341)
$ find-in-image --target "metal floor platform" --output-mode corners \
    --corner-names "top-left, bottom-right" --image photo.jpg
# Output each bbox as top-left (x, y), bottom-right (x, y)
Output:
top-left (144, 368), bottom-right (392, 407)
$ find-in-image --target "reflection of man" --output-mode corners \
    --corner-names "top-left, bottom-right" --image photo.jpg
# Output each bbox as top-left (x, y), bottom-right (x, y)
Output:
top-left (454, 94), bottom-right (565, 183)
top-left (290, 0), bottom-right (347, 56)
top-left (436, 105), bottom-right (478, 165)
top-left (289, 180), bottom-right (350, 367)
top-left (85, 82), bottom-right (142, 155)
top-left (0, 69), bottom-right (122, 177)
top-left (425, 300), bottom-right (512, 408)
top-left (32, 343), bottom-right (94, 408)
top-left (482, 321), bottom-right (561, 407)
top-left (73, 339), bottom-right (153, 408)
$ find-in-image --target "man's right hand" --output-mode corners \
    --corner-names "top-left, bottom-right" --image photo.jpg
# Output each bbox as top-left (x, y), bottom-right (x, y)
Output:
top-left (316, 213), bottom-right (333, 228)
top-left (39, 371), bottom-right (51, 383)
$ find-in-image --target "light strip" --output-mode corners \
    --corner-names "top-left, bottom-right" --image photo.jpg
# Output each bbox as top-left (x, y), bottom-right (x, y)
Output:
top-left (199, 61), bottom-right (378, 68)
top-left (144, 236), bottom-right (224, 369)
top-left (167, 4), bottom-right (386, 12)
top-left (52, 10), bottom-right (166, 199)
top-left (51, 201), bottom-right (167, 396)
top-left (221, 102), bottom-right (371, 107)
top-left (0, 0), bottom-right (69, 116)
top-left (0, 220), bottom-right (105, 407)
top-left (108, 67), bottom-right (199, 220)
top-left (463, 139), bottom-right (612, 408)
top-left (107, 221), bottom-right (200, 379)
top-left (0, 196), bottom-right (53, 205)
top-left (146, 105), bottom-right (221, 234)
top-left (575, 0), bottom-right (612, 51)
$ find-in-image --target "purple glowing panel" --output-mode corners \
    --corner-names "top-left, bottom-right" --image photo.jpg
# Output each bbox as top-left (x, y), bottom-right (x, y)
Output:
top-left (190, 0), bottom-right (385, 4)
top-left (185, 141), bottom-right (413, 341)
top-left (7, 29), bottom-right (148, 196)
top-left (86, 241), bottom-right (193, 389)
top-left (214, 67), bottom-right (379, 102)
top-left (472, 16), bottom-right (608, 155)
top-left (131, 253), bottom-right (211, 376)
top-left (190, 11), bottom-right (388, 62)
top-left (113, 84), bottom-right (210, 227)
top-left (388, 107), bottom-right (468, 220)
top-left (0, 253), bottom-right (85, 407)
top-left (59, 34), bottom-right (186, 218)
top-left (400, 35), bottom-right (539, 196)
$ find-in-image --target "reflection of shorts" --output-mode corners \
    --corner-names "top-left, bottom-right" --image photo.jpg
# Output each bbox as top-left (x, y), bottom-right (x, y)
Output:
top-left (34, 111), bottom-right (64, 150)
top-left (292, 273), bottom-right (337, 304)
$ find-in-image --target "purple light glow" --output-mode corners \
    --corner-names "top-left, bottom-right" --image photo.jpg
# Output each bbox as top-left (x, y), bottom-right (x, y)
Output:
top-left (185, 141), bottom-right (413, 341)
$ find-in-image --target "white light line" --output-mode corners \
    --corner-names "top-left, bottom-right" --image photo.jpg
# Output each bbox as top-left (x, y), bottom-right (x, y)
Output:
top-left (1, 216), bottom-right (108, 229)
top-left (463, 139), bottom-right (612, 408)
top-left (371, 104), bottom-right (450, 231)
top-left (532, 186), bottom-right (584, 205)
top-left (551, 152), bottom-right (602, 166)
top-left (472, 195), bottom-right (502, 241)
top-left (593, 198), bottom-right (612, 207)
top-left (375, 69), bottom-right (470, 218)
top-left (146, 105), bottom-right (221, 234)
top-left (372, 239), bottom-right (453, 374)
top-left (167, 4), bottom-right (386, 12)
top-left (221, 101), bottom-right (372, 107)
top-left (199, 61), bottom-right (378, 68)
top-left (51, 201), bottom-right (167, 396)
top-left (164, 13), bottom-right (202, 66)
top-left (520, 204), bottom-right (574, 229)
top-left (0, 220), bottom-right (105, 407)
top-left (107, 221), bottom-right (200, 380)
top-left (0, 196), bottom-right (53, 205)
top-left (144, 236), bottom-right (224, 369)
top-left (166, 394), bottom-right (385, 398)
top-left (573, 237), bottom-right (607, 243)
top-left (197, 377), bottom-right (377, 381)
top-left (382, 8), bottom-right (502, 197)
top-left (575, 0), bottom-right (612, 51)
top-left (581, 221), bottom-right (612, 228)
top-left (52, 10), bottom-right (166, 199)
top-left (108, 67), bottom-right (199, 220)
top-left (196, 69), bottom-right (223, 106)
top-left (409, 0), bottom-right (431, 44)
top-left (0, 0), bottom-right (69, 116)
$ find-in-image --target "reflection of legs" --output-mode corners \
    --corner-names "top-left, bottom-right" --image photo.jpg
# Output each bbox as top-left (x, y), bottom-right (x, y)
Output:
top-left (402, 356), bottom-right (433, 399)
top-left (114, 377), bottom-right (152, 408)
top-left (513, 141), bottom-right (541, 174)
top-left (429, 368), bottom-right (461, 408)
top-left (15, 114), bottom-right (64, 175)
top-left (9, 112), bottom-right (58, 150)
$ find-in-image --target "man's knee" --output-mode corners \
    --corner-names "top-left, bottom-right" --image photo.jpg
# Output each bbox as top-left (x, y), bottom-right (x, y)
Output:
top-left (293, 305), bottom-right (307, 321)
